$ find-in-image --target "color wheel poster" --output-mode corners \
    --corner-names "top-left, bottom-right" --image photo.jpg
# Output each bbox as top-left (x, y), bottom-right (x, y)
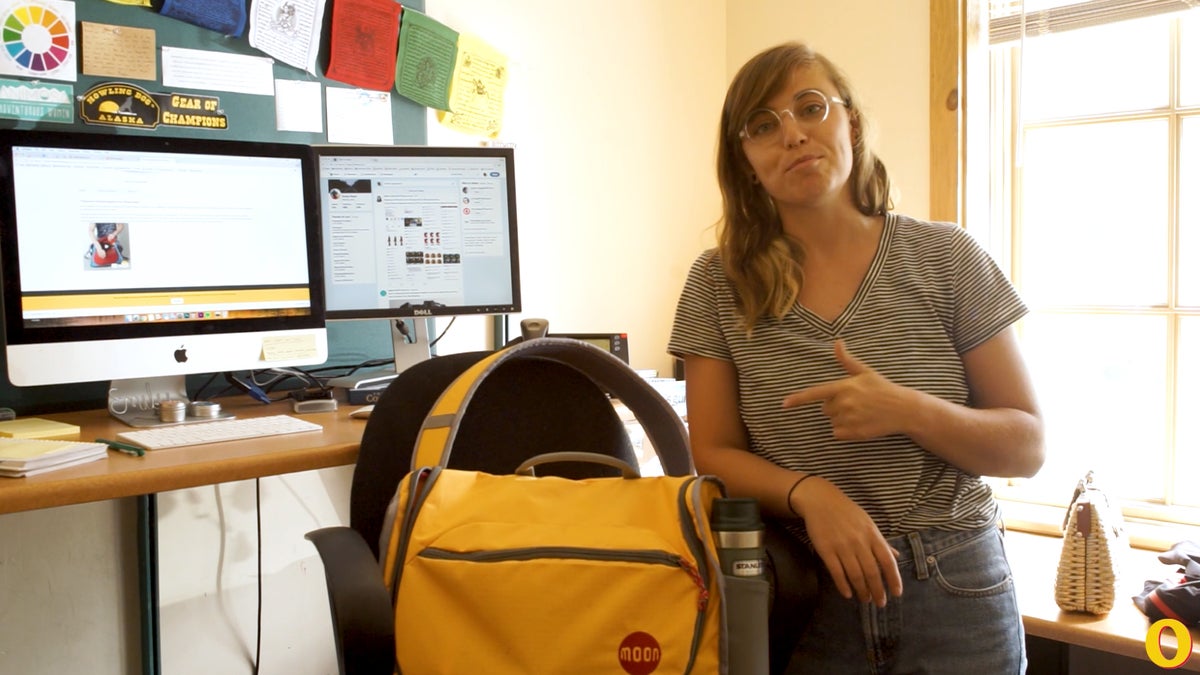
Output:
top-left (0, 1), bottom-right (76, 82)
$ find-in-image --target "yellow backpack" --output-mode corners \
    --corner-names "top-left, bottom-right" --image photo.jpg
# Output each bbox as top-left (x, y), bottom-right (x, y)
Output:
top-left (378, 339), bottom-right (755, 674)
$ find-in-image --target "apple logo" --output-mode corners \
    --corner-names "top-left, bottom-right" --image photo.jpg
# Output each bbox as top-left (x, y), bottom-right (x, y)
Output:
top-left (173, 345), bottom-right (188, 363)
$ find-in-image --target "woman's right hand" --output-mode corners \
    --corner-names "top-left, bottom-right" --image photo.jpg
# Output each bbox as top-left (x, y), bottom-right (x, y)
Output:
top-left (790, 476), bottom-right (903, 607)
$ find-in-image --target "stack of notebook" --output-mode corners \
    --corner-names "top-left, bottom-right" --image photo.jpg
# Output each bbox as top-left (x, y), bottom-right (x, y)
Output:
top-left (0, 417), bottom-right (107, 477)
top-left (0, 438), bottom-right (108, 477)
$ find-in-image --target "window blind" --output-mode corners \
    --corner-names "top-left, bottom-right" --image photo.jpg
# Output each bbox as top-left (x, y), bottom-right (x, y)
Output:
top-left (989, 0), bottom-right (1199, 43)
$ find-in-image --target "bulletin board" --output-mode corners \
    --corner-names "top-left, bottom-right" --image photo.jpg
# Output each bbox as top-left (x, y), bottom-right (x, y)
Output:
top-left (0, 0), bottom-right (428, 413)
top-left (0, 0), bottom-right (427, 142)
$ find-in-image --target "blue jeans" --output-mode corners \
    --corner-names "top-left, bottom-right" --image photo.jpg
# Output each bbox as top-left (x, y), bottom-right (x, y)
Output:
top-left (785, 523), bottom-right (1026, 674)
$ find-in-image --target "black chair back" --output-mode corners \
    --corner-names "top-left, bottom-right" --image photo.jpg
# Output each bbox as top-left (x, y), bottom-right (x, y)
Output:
top-left (350, 350), bottom-right (637, 559)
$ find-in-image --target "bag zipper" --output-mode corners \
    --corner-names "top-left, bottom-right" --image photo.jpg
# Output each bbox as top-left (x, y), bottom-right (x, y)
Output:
top-left (418, 546), bottom-right (708, 608)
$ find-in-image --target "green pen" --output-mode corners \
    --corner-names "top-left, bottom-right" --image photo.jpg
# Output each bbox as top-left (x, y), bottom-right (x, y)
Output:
top-left (96, 438), bottom-right (145, 457)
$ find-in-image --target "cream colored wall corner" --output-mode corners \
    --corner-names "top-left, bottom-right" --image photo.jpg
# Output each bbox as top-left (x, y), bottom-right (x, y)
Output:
top-left (424, 0), bottom-right (728, 377)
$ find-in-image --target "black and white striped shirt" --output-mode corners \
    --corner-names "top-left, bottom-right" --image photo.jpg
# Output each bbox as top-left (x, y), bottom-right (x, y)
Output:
top-left (668, 213), bottom-right (1028, 537)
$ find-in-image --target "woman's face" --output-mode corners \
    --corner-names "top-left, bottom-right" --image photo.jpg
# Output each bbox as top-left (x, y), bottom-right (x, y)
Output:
top-left (740, 65), bottom-right (855, 213)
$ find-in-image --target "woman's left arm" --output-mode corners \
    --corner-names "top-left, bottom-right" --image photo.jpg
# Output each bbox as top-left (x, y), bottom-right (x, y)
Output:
top-left (905, 327), bottom-right (1045, 477)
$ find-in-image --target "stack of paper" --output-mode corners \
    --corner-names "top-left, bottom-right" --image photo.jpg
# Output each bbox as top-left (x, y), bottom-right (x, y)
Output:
top-left (0, 438), bottom-right (107, 477)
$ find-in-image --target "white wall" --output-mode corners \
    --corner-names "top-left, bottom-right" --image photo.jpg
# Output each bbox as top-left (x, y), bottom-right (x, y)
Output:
top-left (0, 3), bottom-right (933, 673)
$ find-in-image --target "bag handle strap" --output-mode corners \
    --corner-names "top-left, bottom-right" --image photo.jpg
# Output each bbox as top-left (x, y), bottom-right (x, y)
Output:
top-left (411, 337), bottom-right (695, 477)
top-left (515, 452), bottom-right (641, 479)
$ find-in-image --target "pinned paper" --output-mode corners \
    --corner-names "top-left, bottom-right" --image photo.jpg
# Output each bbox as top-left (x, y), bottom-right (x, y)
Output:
top-left (275, 78), bottom-right (323, 132)
top-left (437, 33), bottom-right (508, 138)
top-left (0, 1), bottom-right (77, 82)
top-left (326, 86), bottom-right (393, 144)
top-left (393, 7), bottom-right (456, 111)
top-left (162, 46), bottom-right (275, 96)
top-left (324, 0), bottom-right (402, 91)
top-left (0, 78), bottom-right (73, 123)
top-left (81, 21), bottom-right (156, 81)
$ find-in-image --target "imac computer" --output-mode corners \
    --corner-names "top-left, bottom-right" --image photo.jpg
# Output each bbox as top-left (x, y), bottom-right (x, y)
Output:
top-left (313, 144), bottom-right (520, 385)
top-left (0, 130), bottom-right (328, 426)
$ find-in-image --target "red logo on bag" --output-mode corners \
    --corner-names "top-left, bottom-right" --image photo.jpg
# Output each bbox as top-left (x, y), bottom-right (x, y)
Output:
top-left (618, 632), bottom-right (661, 674)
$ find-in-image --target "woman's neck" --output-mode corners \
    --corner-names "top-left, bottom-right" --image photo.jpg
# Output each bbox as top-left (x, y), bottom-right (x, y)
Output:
top-left (780, 201), bottom-right (879, 257)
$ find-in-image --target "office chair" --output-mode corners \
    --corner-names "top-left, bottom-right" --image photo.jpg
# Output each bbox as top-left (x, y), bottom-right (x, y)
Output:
top-left (306, 346), bottom-right (641, 675)
top-left (306, 342), bottom-right (817, 675)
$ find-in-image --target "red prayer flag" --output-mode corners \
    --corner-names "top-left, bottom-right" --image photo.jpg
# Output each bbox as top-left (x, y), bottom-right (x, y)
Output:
top-left (325, 0), bottom-right (403, 91)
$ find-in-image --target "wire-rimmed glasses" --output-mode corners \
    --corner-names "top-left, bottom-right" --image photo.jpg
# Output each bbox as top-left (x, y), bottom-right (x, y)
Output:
top-left (739, 89), bottom-right (847, 145)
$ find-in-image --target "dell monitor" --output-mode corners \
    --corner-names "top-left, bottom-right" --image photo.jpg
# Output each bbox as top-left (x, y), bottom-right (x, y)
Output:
top-left (0, 130), bottom-right (328, 426)
top-left (313, 145), bottom-right (520, 383)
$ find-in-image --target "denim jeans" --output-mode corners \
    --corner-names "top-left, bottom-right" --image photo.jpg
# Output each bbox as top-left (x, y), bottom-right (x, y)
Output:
top-left (785, 522), bottom-right (1026, 675)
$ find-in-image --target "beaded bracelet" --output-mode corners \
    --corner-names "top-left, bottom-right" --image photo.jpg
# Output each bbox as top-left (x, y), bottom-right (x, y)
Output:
top-left (786, 474), bottom-right (816, 517)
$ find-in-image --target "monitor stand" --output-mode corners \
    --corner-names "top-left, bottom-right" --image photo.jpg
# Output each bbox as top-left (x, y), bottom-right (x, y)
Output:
top-left (325, 319), bottom-right (433, 391)
top-left (107, 376), bottom-right (236, 428)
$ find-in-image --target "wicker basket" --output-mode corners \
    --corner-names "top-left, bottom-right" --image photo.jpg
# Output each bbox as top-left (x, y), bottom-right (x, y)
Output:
top-left (1054, 471), bottom-right (1128, 614)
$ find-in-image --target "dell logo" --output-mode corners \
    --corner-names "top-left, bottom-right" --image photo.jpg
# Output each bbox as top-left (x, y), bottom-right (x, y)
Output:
top-left (413, 308), bottom-right (432, 316)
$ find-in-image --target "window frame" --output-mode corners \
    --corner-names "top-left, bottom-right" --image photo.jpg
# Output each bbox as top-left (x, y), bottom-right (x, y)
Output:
top-left (930, 0), bottom-right (1200, 549)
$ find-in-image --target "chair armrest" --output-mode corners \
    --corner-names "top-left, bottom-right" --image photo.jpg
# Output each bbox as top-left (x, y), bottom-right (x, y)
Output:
top-left (306, 526), bottom-right (395, 675)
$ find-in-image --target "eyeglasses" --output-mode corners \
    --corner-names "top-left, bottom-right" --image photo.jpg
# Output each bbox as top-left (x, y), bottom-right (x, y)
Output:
top-left (739, 89), bottom-right (847, 145)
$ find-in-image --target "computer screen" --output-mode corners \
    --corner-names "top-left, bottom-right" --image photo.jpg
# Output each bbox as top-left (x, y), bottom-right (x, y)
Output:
top-left (0, 130), bottom-right (328, 425)
top-left (313, 144), bottom-right (520, 376)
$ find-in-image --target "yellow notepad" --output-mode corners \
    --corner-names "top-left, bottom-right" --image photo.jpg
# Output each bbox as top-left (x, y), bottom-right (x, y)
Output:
top-left (0, 438), bottom-right (89, 460)
top-left (0, 417), bottom-right (81, 440)
top-left (0, 438), bottom-right (108, 477)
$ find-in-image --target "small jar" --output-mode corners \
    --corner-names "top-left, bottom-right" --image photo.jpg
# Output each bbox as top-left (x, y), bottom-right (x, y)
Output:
top-left (188, 400), bottom-right (221, 419)
top-left (158, 399), bottom-right (187, 423)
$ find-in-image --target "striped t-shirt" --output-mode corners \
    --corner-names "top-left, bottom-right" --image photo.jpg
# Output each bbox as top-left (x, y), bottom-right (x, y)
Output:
top-left (668, 213), bottom-right (1028, 538)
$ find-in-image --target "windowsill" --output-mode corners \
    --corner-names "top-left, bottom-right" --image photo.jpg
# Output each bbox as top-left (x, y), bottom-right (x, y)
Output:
top-left (999, 498), bottom-right (1200, 552)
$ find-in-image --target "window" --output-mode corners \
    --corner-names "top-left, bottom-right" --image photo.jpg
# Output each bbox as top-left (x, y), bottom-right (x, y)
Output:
top-left (978, 1), bottom-right (1200, 536)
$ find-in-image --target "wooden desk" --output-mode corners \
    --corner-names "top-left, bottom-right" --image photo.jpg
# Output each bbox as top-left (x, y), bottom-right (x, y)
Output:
top-left (6, 405), bottom-right (1197, 671)
top-left (1007, 530), bottom-right (1200, 670)
top-left (0, 400), bottom-right (365, 515)
top-left (0, 400), bottom-right (367, 675)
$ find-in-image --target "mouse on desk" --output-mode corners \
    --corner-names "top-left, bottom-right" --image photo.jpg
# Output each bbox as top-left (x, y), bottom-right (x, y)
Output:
top-left (350, 405), bottom-right (374, 419)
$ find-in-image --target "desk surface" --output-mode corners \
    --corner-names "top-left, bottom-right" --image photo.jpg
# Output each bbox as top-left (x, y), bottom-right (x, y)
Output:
top-left (0, 400), bottom-right (364, 515)
top-left (1007, 530), bottom-right (1200, 670)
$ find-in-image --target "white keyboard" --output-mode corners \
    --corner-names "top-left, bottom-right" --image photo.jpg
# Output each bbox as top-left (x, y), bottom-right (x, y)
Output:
top-left (116, 414), bottom-right (323, 450)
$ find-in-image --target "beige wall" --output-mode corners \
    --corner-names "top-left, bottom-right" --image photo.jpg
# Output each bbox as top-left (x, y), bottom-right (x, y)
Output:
top-left (433, 0), bottom-right (931, 376)
top-left (426, 0), bottom-right (728, 377)
top-left (727, 0), bottom-right (932, 222)
top-left (0, 3), bottom-right (934, 673)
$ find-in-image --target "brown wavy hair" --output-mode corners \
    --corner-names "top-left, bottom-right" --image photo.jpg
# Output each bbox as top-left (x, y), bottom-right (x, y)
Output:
top-left (715, 42), bottom-right (891, 330)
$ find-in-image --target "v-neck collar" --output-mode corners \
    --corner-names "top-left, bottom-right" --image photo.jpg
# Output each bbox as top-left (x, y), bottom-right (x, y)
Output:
top-left (793, 212), bottom-right (895, 336)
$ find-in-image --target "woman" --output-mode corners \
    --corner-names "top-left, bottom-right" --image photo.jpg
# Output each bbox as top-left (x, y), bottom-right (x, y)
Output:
top-left (669, 42), bottom-right (1044, 673)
